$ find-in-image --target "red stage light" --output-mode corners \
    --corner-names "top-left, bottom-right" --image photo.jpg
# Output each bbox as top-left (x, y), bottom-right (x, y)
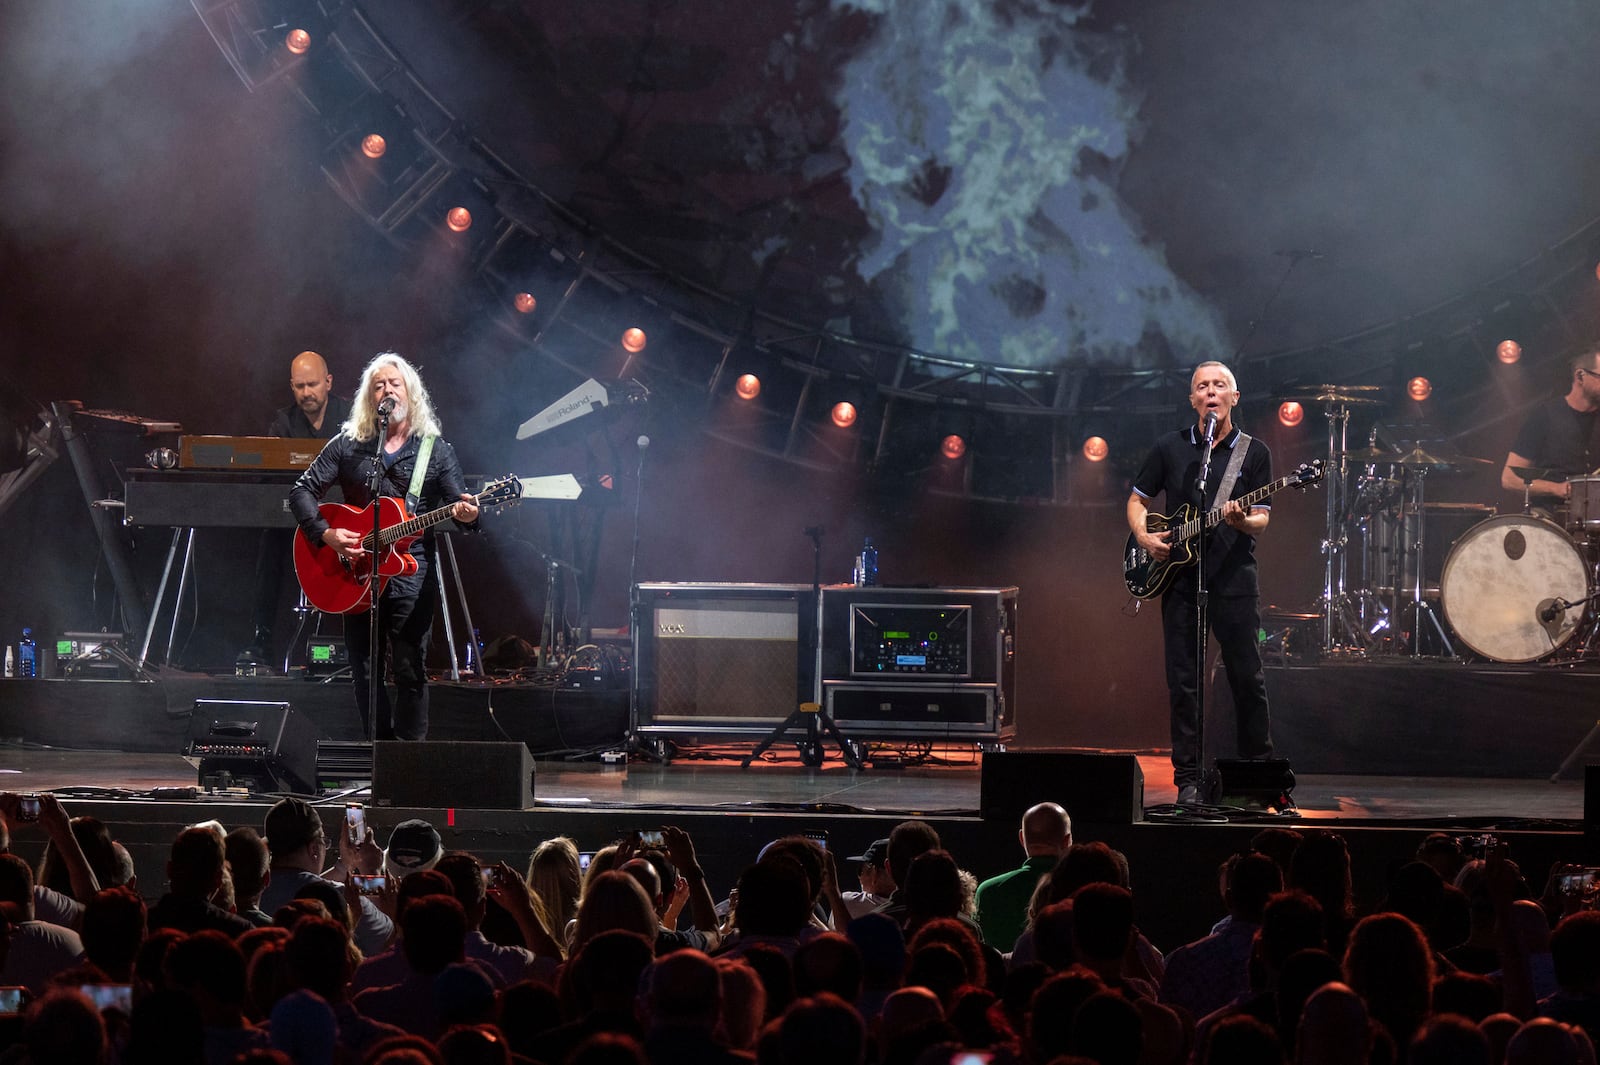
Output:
top-left (621, 328), bottom-right (647, 353)
top-left (831, 402), bottom-right (857, 428)
top-left (445, 207), bottom-right (472, 232)
top-left (734, 374), bottom-right (761, 400)
top-left (1083, 436), bottom-right (1109, 462)
top-left (285, 28), bottom-right (311, 54)
top-left (940, 434), bottom-right (966, 460)
top-left (513, 292), bottom-right (537, 314)
top-left (1278, 401), bottom-right (1304, 428)
top-left (1497, 339), bottom-right (1522, 364)
top-left (1407, 376), bottom-right (1432, 401)
top-left (361, 134), bottom-right (386, 159)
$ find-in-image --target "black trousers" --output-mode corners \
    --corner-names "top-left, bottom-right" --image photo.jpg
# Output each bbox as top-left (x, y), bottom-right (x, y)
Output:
top-left (345, 567), bottom-right (436, 741)
top-left (251, 529), bottom-right (296, 642)
top-left (1161, 586), bottom-right (1273, 788)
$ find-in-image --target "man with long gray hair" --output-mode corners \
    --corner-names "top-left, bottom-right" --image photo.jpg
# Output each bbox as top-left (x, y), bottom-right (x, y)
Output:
top-left (290, 351), bottom-right (479, 740)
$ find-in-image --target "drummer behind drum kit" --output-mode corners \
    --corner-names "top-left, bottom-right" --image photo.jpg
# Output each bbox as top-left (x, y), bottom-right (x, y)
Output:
top-left (1290, 384), bottom-right (1600, 665)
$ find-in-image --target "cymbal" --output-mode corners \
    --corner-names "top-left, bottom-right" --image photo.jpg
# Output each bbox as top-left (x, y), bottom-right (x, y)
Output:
top-left (1393, 446), bottom-right (1493, 470)
top-left (1509, 465), bottom-right (1561, 483)
top-left (1341, 445), bottom-right (1399, 463)
top-left (1282, 386), bottom-right (1385, 406)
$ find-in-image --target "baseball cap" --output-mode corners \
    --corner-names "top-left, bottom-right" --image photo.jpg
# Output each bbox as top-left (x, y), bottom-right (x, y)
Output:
top-left (383, 819), bottom-right (443, 878)
top-left (263, 798), bottom-right (325, 858)
top-left (847, 839), bottom-right (890, 866)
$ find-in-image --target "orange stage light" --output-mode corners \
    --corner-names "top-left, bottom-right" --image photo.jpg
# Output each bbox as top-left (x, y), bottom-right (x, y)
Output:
top-left (1083, 436), bottom-right (1109, 462)
top-left (1496, 339), bottom-right (1522, 365)
top-left (1278, 401), bottom-right (1304, 428)
top-left (285, 28), bottom-right (311, 54)
top-left (831, 402), bottom-right (857, 428)
top-left (361, 134), bottom-right (386, 159)
top-left (734, 374), bottom-right (761, 400)
top-left (621, 328), bottom-right (647, 353)
top-left (1407, 376), bottom-right (1432, 401)
top-left (445, 207), bottom-right (472, 232)
top-left (513, 292), bottom-right (537, 314)
top-left (940, 434), bottom-right (966, 460)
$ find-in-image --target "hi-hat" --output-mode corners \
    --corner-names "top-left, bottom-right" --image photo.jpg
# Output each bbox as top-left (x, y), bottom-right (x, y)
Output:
top-left (1509, 465), bottom-right (1561, 483)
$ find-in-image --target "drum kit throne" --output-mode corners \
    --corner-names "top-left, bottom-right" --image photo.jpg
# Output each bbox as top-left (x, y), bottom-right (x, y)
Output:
top-left (1291, 385), bottom-right (1600, 665)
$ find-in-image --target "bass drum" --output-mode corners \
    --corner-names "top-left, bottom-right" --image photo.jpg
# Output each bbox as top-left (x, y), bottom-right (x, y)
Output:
top-left (1440, 514), bottom-right (1589, 663)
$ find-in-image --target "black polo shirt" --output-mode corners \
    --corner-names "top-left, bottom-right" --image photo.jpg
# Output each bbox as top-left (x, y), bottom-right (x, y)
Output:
top-left (1132, 424), bottom-right (1272, 597)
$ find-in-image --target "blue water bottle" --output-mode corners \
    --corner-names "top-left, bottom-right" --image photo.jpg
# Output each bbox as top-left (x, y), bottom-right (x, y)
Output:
top-left (18, 628), bottom-right (37, 679)
top-left (860, 538), bottom-right (878, 587)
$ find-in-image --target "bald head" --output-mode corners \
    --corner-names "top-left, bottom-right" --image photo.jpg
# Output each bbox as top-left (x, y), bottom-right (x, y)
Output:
top-left (288, 351), bottom-right (334, 427)
top-left (1020, 803), bottom-right (1071, 857)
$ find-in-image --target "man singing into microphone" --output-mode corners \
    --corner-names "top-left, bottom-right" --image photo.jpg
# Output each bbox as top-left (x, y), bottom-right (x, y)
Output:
top-left (1126, 361), bottom-right (1275, 806)
top-left (290, 352), bottom-right (479, 741)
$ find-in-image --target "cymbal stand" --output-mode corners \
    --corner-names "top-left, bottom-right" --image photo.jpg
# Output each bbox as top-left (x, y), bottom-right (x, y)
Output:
top-left (1402, 466), bottom-right (1455, 658)
top-left (1318, 403), bottom-right (1365, 652)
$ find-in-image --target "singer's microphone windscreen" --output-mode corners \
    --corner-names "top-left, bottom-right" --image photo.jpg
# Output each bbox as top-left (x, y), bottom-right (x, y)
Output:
top-left (636, 435), bottom-right (650, 449)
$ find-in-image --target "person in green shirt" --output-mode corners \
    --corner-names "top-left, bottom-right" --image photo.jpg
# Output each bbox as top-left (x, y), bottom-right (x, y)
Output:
top-left (974, 802), bottom-right (1072, 951)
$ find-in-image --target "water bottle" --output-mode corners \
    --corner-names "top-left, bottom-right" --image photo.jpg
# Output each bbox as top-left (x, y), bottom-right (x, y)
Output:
top-left (860, 538), bottom-right (879, 587)
top-left (3, 645), bottom-right (12, 678)
top-left (18, 628), bottom-right (36, 679)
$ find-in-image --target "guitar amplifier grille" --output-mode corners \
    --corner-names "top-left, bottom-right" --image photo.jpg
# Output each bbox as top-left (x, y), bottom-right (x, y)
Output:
top-left (654, 637), bottom-right (798, 722)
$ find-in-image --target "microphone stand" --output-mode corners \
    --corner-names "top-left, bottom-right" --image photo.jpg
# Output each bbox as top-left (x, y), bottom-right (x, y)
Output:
top-left (1189, 416), bottom-right (1217, 806)
top-left (365, 406), bottom-right (390, 747)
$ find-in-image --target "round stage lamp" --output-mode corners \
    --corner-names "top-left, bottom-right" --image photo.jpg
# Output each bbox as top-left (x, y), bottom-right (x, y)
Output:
top-left (621, 328), bottom-right (648, 353)
top-left (445, 207), bottom-right (472, 233)
top-left (1278, 401), bottom-right (1304, 428)
top-left (285, 28), bottom-right (311, 54)
top-left (361, 134), bottom-right (386, 159)
top-left (940, 434), bottom-right (966, 460)
top-left (1082, 436), bottom-right (1109, 462)
top-left (831, 401), bottom-right (857, 428)
top-left (734, 373), bottom-right (761, 400)
top-left (513, 292), bottom-right (537, 314)
top-left (1407, 376), bottom-right (1432, 401)
top-left (1497, 339), bottom-right (1522, 365)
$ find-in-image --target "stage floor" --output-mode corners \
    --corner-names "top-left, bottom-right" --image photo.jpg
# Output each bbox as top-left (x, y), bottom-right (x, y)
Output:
top-left (1, 746), bottom-right (1582, 825)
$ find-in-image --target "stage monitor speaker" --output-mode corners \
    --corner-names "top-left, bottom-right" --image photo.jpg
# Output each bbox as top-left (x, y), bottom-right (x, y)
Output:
top-left (1586, 764), bottom-right (1600, 861)
top-left (372, 741), bottom-right (534, 810)
top-left (981, 751), bottom-right (1144, 825)
top-left (1213, 758), bottom-right (1297, 811)
top-left (186, 699), bottom-right (319, 795)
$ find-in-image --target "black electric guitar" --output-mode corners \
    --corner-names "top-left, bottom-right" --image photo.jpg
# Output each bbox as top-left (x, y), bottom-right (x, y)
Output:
top-left (1123, 460), bottom-right (1323, 599)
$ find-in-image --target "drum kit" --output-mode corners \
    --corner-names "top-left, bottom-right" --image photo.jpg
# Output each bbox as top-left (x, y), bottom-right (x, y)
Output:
top-left (1293, 385), bottom-right (1600, 665)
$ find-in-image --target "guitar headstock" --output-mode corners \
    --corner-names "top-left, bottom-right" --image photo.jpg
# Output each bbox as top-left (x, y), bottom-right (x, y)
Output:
top-left (477, 475), bottom-right (524, 511)
top-left (1290, 459), bottom-right (1325, 489)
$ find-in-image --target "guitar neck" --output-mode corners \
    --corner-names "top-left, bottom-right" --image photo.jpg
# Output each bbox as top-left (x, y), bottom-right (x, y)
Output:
top-left (1179, 475), bottom-right (1293, 542)
top-left (366, 501), bottom-right (459, 549)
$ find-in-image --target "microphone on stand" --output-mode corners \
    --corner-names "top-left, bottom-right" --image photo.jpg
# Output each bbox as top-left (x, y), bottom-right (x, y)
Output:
top-left (1540, 599), bottom-right (1567, 624)
top-left (377, 397), bottom-right (396, 418)
top-left (1203, 410), bottom-right (1219, 444)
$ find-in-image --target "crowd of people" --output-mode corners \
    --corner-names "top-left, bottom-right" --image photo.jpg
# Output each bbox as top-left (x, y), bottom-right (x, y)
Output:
top-left (1, 791), bottom-right (1598, 1064)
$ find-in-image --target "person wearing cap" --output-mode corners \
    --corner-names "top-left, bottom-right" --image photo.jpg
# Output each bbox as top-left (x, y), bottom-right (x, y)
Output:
top-left (383, 820), bottom-right (443, 881)
top-left (838, 839), bottom-right (893, 922)
top-left (974, 802), bottom-right (1071, 952)
top-left (259, 797), bottom-right (394, 957)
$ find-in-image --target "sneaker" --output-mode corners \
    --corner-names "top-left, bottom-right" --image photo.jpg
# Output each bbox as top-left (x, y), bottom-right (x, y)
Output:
top-left (1177, 784), bottom-right (1201, 806)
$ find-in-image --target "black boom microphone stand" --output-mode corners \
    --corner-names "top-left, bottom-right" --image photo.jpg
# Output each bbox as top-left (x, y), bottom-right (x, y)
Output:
top-left (1188, 410), bottom-right (1218, 807)
top-left (363, 400), bottom-right (392, 746)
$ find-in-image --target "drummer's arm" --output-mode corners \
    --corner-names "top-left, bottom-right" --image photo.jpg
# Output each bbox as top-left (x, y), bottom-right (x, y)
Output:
top-left (1502, 451), bottom-right (1570, 499)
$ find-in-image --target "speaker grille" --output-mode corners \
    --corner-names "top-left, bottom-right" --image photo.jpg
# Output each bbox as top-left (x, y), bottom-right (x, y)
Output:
top-left (655, 638), bottom-right (797, 722)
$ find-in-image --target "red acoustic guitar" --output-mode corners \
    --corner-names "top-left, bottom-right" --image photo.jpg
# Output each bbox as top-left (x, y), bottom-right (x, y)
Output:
top-left (293, 476), bottom-right (522, 614)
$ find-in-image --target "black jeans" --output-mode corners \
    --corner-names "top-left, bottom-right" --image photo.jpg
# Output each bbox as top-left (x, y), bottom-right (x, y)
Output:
top-left (1161, 587), bottom-right (1273, 788)
top-left (345, 568), bottom-right (436, 741)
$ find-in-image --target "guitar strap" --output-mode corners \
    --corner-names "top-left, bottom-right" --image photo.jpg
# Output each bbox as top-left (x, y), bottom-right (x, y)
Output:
top-left (405, 434), bottom-right (437, 513)
top-left (1212, 431), bottom-right (1252, 507)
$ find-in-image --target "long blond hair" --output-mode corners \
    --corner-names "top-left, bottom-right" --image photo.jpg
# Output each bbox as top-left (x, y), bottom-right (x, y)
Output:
top-left (341, 351), bottom-right (444, 442)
